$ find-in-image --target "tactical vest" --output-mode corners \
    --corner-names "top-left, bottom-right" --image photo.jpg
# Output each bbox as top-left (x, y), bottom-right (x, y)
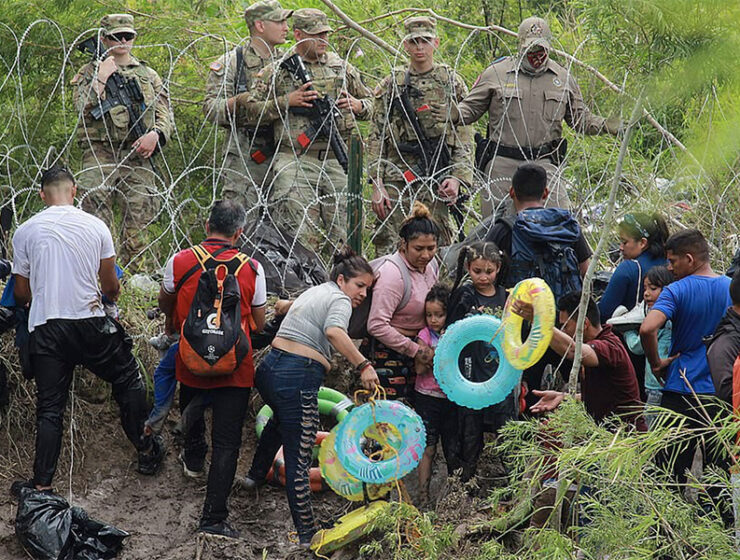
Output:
top-left (78, 60), bottom-right (158, 144)
top-left (390, 65), bottom-right (456, 144)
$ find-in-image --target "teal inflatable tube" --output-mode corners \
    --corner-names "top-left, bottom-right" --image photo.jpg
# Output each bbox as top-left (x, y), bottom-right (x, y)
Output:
top-left (433, 315), bottom-right (522, 410)
top-left (335, 400), bottom-right (425, 484)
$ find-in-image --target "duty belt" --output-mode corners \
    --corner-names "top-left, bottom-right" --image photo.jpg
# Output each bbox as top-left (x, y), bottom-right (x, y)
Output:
top-left (475, 135), bottom-right (567, 171)
top-left (494, 140), bottom-right (561, 161)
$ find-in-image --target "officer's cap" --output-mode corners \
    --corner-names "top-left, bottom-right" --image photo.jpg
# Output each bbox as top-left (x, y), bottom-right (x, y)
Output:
top-left (100, 14), bottom-right (136, 36)
top-left (293, 8), bottom-right (332, 34)
top-left (518, 17), bottom-right (552, 51)
top-left (244, 0), bottom-right (293, 27)
top-left (404, 17), bottom-right (437, 40)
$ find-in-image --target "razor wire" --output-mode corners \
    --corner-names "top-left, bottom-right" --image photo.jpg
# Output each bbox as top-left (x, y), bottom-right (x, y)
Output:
top-left (1, 17), bottom-right (738, 292)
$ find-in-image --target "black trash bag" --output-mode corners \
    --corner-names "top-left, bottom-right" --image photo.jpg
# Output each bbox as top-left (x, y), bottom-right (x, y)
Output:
top-left (240, 220), bottom-right (327, 296)
top-left (15, 487), bottom-right (128, 560)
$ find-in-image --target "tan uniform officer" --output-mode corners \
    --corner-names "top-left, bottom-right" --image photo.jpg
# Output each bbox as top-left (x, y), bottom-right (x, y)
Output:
top-left (367, 17), bottom-right (472, 255)
top-left (434, 17), bottom-right (620, 217)
top-left (203, 0), bottom-right (292, 213)
top-left (73, 14), bottom-right (174, 268)
top-left (237, 8), bottom-right (373, 258)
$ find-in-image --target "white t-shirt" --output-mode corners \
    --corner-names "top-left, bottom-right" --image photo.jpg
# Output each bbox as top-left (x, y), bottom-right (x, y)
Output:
top-left (162, 251), bottom-right (268, 307)
top-left (12, 205), bottom-right (115, 331)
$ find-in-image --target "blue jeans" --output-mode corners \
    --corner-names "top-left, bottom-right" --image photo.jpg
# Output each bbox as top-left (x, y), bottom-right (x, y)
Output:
top-left (643, 388), bottom-right (662, 431)
top-left (146, 343), bottom-right (178, 434)
top-left (248, 348), bottom-right (324, 543)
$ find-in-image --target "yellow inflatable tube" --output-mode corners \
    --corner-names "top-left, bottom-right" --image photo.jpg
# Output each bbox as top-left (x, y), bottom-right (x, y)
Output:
top-left (502, 278), bottom-right (555, 369)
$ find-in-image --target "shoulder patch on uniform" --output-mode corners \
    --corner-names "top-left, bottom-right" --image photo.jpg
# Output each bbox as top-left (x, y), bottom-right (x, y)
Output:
top-left (210, 61), bottom-right (223, 72)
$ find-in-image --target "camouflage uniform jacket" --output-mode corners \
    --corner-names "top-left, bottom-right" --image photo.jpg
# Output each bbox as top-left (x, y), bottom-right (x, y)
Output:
top-left (245, 51), bottom-right (373, 153)
top-left (458, 56), bottom-right (607, 149)
top-left (72, 56), bottom-right (173, 147)
top-left (366, 63), bottom-right (473, 185)
top-left (203, 42), bottom-right (285, 154)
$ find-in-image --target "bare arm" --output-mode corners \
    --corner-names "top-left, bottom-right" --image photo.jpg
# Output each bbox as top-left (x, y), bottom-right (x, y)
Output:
top-left (251, 305), bottom-right (266, 334)
top-left (99, 257), bottom-right (120, 302)
top-left (326, 326), bottom-right (379, 389)
top-left (579, 258), bottom-right (590, 278)
top-left (158, 287), bottom-right (177, 336)
top-left (550, 327), bottom-right (600, 368)
top-left (640, 309), bottom-right (672, 378)
top-left (13, 274), bottom-right (31, 306)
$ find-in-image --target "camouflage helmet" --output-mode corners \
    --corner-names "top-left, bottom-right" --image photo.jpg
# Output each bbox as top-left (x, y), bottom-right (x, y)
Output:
top-left (403, 17), bottom-right (437, 40)
top-left (244, 0), bottom-right (293, 27)
top-left (293, 8), bottom-right (332, 34)
top-left (100, 14), bottom-right (136, 36)
top-left (518, 17), bottom-right (552, 51)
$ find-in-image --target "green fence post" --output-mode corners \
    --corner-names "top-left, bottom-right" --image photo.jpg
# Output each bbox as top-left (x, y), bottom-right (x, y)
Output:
top-left (347, 134), bottom-right (363, 254)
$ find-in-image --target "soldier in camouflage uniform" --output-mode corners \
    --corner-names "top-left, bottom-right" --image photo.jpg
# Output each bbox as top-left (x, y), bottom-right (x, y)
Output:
top-left (237, 8), bottom-right (373, 257)
top-left (73, 14), bottom-right (174, 268)
top-left (367, 17), bottom-right (473, 255)
top-left (203, 0), bottom-right (293, 213)
top-left (432, 17), bottom-right (620, 217)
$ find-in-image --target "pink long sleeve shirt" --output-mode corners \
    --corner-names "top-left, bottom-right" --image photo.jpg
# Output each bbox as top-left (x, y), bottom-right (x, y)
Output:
top-left (367, 252), bottom-right (439, 357)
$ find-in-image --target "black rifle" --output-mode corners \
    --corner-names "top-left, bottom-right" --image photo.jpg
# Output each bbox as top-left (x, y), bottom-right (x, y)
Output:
top-left (234, 47), bottom-right (275, 165)
top-left (391, 71), bottom-right (468, 240)
top-left (76, 37), bottom-right (158, 157)
top-left (280, 54), bottom-right (349, 173)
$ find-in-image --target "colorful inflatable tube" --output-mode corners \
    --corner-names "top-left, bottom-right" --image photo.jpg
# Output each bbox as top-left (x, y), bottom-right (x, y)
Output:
top-left (319, 426), bottom-right (394, 501)
top-left (335, 400), bottom-right (425, 484)
top-left (255, 387), bottom-right (353, 438)
top-left (433, 315), bottom-right (522, 409)
top-left (267, 432), bottom-right (328, 493)
top-left (502, 278), bottom-right (555, 370)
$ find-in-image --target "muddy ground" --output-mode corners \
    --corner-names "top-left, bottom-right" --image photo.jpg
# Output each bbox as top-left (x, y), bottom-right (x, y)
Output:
top-left (0, 366), bottom-right (482, 560)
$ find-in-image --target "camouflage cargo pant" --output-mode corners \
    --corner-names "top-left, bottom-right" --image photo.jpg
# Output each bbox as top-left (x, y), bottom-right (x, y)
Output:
top-left (77, 144), bottom-right (162, 268)
top-left (269, 150), bottom-right (347, 259)
top-left (479, 155), bottom-right (572, 218)
top-left (371, 180), bottom-right (454, 257)
top-left (219, 149), bottom-right (274, 218)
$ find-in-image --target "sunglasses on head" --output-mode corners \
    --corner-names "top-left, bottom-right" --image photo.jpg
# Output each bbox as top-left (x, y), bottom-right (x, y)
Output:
top-left (106, 32), bottom-right (136, 42)
top-left (623, 213), bottom-right (650, 239)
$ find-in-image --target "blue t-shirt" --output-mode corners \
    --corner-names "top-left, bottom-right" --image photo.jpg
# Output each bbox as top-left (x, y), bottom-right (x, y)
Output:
top-left (652, 274), bottom-right (732, 394)
top-left (599, 252), bottom-right (667, 320)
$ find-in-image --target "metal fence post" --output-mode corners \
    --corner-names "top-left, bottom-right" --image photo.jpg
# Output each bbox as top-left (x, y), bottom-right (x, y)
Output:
top-left (347, 134), bottom-right (363, 254)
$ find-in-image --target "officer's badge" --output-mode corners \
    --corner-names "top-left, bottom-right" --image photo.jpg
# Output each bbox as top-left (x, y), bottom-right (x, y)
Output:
top-left (529, 22), bottom-right (543, 36)
top-left (553, 77), bottom-right (562, 87)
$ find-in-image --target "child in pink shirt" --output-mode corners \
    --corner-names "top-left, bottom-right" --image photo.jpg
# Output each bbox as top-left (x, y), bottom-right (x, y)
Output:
top-left (413, 284), bottom-right (456, 505)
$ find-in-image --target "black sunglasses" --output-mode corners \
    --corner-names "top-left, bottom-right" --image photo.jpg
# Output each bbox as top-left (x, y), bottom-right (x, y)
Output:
top-left (106, 32), bottom-right (136, 42)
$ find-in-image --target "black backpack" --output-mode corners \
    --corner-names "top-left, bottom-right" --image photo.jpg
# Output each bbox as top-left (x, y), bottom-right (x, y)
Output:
top-left (178, 244), bottom-right (256, 377)
top-left (499, 207), bottom-right (583, 302)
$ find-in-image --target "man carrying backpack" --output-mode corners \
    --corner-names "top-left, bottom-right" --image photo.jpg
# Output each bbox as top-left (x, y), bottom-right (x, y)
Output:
top-left (158, 199), bottom-right (266, 538)
top-left (485, 163), bottom-right (591, 409)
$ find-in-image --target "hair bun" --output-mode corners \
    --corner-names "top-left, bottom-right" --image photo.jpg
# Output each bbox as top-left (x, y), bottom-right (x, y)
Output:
top-left (332, 245), bottom-right (357, 266)
top-left (410, 201), bottom-right (432, 220)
